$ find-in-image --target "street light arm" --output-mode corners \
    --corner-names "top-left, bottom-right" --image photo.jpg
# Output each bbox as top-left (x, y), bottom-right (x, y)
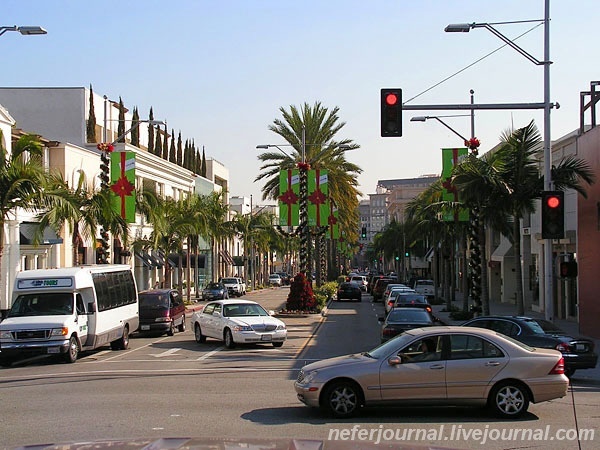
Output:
top-left (476, 23), bottom-right (547, 66)
top-left (0, 25), bottom-right (47, 36)
top-left (432, 117), bottom-right (468, 142)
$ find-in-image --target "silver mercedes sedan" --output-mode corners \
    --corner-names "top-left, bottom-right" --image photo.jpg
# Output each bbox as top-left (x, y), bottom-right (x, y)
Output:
top-left (295, 326), bottom-right (568, 418)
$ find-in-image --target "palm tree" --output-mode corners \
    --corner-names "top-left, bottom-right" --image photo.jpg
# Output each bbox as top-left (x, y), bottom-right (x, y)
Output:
top-left (255, 102), bottom-right (362, 277)
top-left (453, 120), bottom-right (594, 315)
top-left (0, 133), bottom-right (47, 283)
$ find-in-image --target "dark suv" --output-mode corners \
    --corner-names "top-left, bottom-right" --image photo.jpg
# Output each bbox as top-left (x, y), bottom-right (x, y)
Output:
top-left (138, 289), bottom-right (186, 336)
top-left (462, 315), bottom-right (598, 377)
top-left (372, 278), bottom-right (395, 302)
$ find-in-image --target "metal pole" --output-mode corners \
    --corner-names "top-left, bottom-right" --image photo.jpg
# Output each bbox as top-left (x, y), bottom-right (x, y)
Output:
top-left (543, 0), bottom-right (554, 321)
top-left (470, 90), bottom-right (475, 138)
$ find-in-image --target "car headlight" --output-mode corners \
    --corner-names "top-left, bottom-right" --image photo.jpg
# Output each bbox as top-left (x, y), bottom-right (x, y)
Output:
top-left (233, 325), bottom-right (253, 332)
top-left (302, 370), bottom-right (318, 384)
top-left (51, 327), bottom-right (69, 336)
top-left (276, 324), bottom-right (286, 330)
top-left (0, 330), bottom-right (13, 339)
top-left (154, 317), bottom-right (171, 322)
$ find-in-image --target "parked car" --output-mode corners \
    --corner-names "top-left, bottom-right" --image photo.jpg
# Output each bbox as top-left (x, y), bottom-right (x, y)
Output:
top-left (462, 316), bottom-right (598, 377)
top-left (268, 273), bottom-right (282, 286)
top-left (191, 299), bottom-right (287, 348)
top-left (336, 282), bottom-right (362, 302)
top-left (295, 326), bottom-right (568, 418)
top-left (138, 289), bottom-right (186, 336)
top-left (276, 272), bottom-right (291, 285)
top-left (414, 279), bottom-right (435, 299)
top-left (220, 277), bottom-right (243, 297)
top-left (236, 277), bottom-right (247, 295)
top-left (378, 307), bottom-right (434, 342)
top-left (202, 282), bottom-right (229, 300)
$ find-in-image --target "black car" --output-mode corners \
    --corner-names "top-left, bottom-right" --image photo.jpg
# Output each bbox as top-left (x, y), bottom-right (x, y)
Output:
top-left (462, 315), bottom-right (598, 377)
top-left (392, 293), bottom-right (432, 313)
top-left (378, 307), bottom-right (434, 342)
top-left (336, 282), bottom-right (362, 302)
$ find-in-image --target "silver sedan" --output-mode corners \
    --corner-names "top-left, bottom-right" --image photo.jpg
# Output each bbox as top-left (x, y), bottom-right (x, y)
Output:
top-left (295, 326), bottom-right (568, 418)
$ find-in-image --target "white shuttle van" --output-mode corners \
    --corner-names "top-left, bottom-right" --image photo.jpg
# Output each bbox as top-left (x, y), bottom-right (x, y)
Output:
top-left (0, 265), bottom-right (139, 366)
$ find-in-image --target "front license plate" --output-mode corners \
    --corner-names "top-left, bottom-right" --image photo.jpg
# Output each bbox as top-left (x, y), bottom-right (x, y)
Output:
top-left (47, 347), bottom-right (60, 354)
top-left (141, 325), bottom-right (150, 331)
top-left (261, 334), bottom-right (272, 341)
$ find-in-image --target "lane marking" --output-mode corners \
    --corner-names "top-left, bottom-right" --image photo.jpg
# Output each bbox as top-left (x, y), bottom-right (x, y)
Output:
top-left (196, 346), bottom-right (224, 361)
top-left (151, 348), bottom-right (182, 358)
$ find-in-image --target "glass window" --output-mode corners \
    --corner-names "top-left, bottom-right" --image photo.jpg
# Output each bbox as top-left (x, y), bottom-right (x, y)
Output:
top-left (203, 303), bottom-right (215, 315)
top-left (398, 336), bottom-right (442, 363)
top-left (487, 319), bottom-right (519, 336)
top-left (449, 334), bottom-right (505, 359)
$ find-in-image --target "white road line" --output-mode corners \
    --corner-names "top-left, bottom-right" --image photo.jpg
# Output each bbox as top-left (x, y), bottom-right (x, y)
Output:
top-left (196, 346), bottom-right (225, 360)
top-left (151, 348), bottom-right (182, 358)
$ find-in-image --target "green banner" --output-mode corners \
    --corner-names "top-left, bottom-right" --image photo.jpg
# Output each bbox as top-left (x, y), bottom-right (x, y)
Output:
top-left (278, 169), bottom-right (300, 226)
top-left (441, 148), bottom-right (469, 222)
top-left (307, 169), bottom-right (328, 227)
top-left (327, 205), bottom-right (339, 240)
top-left (110, 151), bottom-right (136, 223)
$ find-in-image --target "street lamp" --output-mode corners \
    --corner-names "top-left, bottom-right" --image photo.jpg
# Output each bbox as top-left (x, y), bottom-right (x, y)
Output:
top-left (445, 1), bottom-right (554, 319)
top-left (0, 25), bottom-right (47, 37)
top-left (410, 115), bottom-right (470, 142)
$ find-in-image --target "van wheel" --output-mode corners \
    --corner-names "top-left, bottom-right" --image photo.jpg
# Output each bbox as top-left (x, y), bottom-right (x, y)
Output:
top-left (64, 336), bottom-right (79, 363)
top-left (224, 328), bottom-right (235, 349)
top-left (272, 342), bottom-right (283, 348)
top-left (194, 323), bottom-right (206, 343)
top-left (111, 326), bottom-right (130, 350)
top-left (167, 321), bottom-right (175, 336)
top-left (178, 317), bottom-right (186, 332)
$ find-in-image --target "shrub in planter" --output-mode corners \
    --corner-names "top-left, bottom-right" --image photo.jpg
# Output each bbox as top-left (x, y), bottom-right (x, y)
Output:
top-left (286, 272), bottom-right (316, 312)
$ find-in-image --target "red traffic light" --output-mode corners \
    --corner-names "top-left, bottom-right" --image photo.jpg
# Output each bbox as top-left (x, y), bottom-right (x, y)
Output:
top-left (546, 195), bottom-right (561, 209)
top-left (385, 93), bottom-right (398, 106)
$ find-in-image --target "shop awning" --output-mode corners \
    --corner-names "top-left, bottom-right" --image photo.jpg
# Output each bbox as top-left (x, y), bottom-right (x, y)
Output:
top-left (20, 222), bottom-right (63, 245)
top-left (491, 239), bottom-right (514, 262)
top-left (168, 253), bottom-right (206, 269)
top-left (135, 251), bottom-right (155, 268)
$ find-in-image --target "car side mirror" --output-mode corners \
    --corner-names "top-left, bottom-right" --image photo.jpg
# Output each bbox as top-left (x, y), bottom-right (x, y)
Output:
top-left (388, 355), bottom-right (403, 366)
top-left (378, 316), bottom-right (385, 322)
top-left (268, 310), bottom-right (275, 316)
top-left (213, 311), bottom-right (221, 317)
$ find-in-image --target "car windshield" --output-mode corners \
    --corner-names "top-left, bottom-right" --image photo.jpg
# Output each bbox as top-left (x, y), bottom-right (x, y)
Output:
top-left (222, 278), bottom-right (238, 283)
top-left (139, 294), bottom-right (169, 309)
top-left (367, 333), bottom-right (415, 359)
top-left (395, 295), bottom-right (427, 304)
top-left (8, 293), bottom-right (74, 317)
top-left (206, 283), bottom-right (222, 290)
top-left (387, 309), bottom-right (431, 323)
top-left (224, 303), bottom-right (269, 317)
top-left (417, 280), bottom-right (434, 286)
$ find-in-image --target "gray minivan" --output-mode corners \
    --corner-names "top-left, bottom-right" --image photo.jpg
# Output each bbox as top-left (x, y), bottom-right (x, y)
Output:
top-left (138, 289), bottom-right (186, 336)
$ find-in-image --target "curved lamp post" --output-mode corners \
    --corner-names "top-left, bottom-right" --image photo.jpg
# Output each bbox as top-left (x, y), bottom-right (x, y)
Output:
top-left (0, 25), bottom-right (47, 37)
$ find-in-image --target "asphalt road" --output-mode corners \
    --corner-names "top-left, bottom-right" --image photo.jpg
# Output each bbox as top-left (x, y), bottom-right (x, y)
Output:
top-left (0, 288), bottom-right (598, 449)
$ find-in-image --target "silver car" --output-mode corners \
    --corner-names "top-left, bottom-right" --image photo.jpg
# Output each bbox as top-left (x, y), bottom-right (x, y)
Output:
top-left (191, 299), bottom-right (287, 348)
top-left (295, 326), bottom-right (568, 418)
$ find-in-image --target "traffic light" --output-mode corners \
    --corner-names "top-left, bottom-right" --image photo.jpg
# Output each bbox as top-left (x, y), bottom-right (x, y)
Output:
top-left (405, 251), bottom-right (409, 257)
top-left (559, 260), bottom-right (578, 278)
top-left (395, 255), bottom-right (399, 261)
top-left (541, 191), bottom-right (564, 239)
top-left (361, 227), bottom-right (367, 239)
top-left (381, 88), bottom-right (402, 137)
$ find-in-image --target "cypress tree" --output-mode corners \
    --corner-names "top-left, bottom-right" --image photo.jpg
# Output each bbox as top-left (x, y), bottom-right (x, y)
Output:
top-left (162, 126), bottom-right (169, 160)
top-left (155, 126), bottom-right (163, 157)
top-left (131, 107), bottom-right (140, 147)
top-left (201, 146), bottom-right (207, 177)
top-left (183, 139), bottom-right (189, 170)
top-left (117, 97), bottom-right (126, 142)
top-left (195, 146), bottom-right (202, 175)
top-left (148, 107), bottom-right (155, 154)
top-left (176, 131), bottom-right (183, 166)
top-left (86, 84), bottom-right (97, 143)
top-left (169, 128), bottom-right (176, 163)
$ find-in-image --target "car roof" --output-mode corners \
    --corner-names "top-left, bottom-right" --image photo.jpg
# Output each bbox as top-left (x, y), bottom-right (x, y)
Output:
top-left (403, 325), bottom-right (502, 337)
top-left (209, 299), bottom-right (258, 305)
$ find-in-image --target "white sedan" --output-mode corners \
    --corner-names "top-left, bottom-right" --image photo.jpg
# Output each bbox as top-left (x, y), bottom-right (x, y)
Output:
top-left (191, 299), bottom-right (287, 348)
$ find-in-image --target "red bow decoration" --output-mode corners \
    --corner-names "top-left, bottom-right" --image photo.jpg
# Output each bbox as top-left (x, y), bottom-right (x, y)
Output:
top-left (297, 162), bottom-right (311, 170)
top-left (464, 137), bottom-right (480, 150)
top-left (97, 143), bottom-right (114, 152)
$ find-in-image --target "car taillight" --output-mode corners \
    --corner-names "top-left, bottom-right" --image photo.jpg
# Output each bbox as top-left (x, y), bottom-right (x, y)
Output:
top-left (382, 328), bottom-right (396, 336)
top-left (387, 300), bottom-right (394, 307)
top-left (426, 306), bottom-right (432, 313)
top-left (556, 343), bottom-right (572, 352)
top-left (549, 357), bottom-right (565, 375)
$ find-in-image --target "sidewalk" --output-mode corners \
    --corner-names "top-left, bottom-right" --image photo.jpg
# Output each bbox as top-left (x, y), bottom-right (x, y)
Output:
top-left (432, 291), bottom-right (600, 383)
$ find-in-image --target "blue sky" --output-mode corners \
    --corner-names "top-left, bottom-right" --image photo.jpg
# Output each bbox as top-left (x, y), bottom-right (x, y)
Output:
top-left (2, 0), bottom-right (597, 204)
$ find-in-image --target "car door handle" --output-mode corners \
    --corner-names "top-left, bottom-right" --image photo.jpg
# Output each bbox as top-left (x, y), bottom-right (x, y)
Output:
top-left (429, 364), bottom-right (445, 370)
top-left (485, 361), bottom-right (501, 366)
